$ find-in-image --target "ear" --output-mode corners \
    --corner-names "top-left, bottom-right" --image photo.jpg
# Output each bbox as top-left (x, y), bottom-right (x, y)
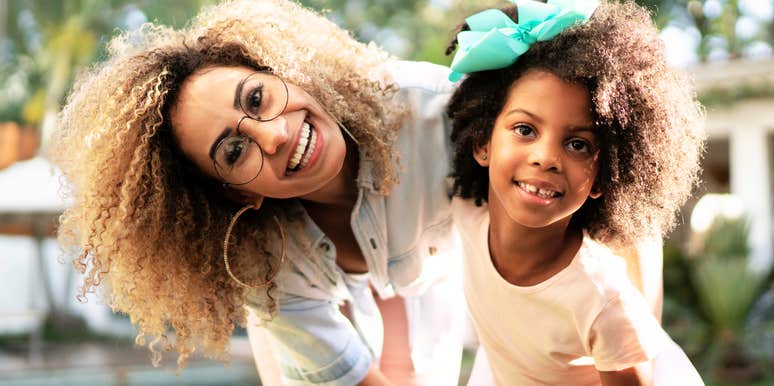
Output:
top-left (589, 183), bottom-right (603, 199)
top-left (473, 142), bottom-right (491, 167)
top-left (225, 187), bottom-right (265, 210)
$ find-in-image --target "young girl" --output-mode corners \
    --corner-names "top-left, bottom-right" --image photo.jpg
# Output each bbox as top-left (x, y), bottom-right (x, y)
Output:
top-left (446, 0), bottom-right (705, 384)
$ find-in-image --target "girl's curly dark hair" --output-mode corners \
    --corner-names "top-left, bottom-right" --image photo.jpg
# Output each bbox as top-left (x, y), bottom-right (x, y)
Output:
top-left (447, 0), bottom-right (705, 244)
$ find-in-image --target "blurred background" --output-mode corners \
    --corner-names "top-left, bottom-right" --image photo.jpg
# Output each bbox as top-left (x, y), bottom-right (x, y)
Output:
top-left (1, 0), bottom-right (773, 385)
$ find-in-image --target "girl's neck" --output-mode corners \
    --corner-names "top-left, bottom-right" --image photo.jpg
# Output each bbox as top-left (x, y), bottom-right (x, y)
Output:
top-left (300, 136), bottom-right (359, 209)
top-left (487, 199), bottom-right (583, 287)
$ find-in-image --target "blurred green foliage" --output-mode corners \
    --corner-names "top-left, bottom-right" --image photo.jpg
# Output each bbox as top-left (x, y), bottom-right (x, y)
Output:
top-left (296, 0), bottom-right (505, 64)
top-left (3, 0), bottom-right (774, 132)
top-left (1, 0), bottom-right (217, 130)
top-left (0, 0), bottom-right (504, 129)
top-left (694, 257), bottom-right (763, 339)
top-left (699, 215), bottom-right (751, 260)
top-left (663, 239), bottom-right (710, 357)
top-left (664, 214), bottom-right (771, 383)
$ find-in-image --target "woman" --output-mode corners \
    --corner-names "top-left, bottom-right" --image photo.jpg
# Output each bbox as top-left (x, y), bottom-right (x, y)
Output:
top-left (51, 0), bottom-right (464, 384)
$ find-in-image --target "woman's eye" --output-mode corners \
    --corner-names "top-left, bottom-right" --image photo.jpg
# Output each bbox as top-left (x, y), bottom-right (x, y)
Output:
top-left (224, 139), bottom-right (245, 165)
top-left (245, 86), bottom-right (264, 114)
top-left (513, 124), bottom-right (535, 137)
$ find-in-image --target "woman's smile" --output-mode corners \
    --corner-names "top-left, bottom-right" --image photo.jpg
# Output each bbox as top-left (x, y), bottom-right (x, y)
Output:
top-left (171, 66), bottom-right (347, 199)
top-left (284, 118), bottom-right (327, 177)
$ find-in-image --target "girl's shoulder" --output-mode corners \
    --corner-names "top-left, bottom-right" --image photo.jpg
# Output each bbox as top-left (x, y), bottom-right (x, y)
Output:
top-left (571, 236), bottom-right (639, 300)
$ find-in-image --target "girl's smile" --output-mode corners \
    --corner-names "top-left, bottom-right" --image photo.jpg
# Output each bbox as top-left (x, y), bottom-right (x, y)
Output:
top-left (514, 178), bottom-right (563, 205)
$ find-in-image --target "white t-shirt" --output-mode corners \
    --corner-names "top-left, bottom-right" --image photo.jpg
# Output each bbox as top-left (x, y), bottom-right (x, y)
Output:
top-left (452, 197), bottom-right (668, 386)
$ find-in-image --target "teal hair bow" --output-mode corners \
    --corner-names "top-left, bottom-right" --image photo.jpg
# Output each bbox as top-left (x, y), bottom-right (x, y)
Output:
top-left (448, 0), bottom-right (599, 81)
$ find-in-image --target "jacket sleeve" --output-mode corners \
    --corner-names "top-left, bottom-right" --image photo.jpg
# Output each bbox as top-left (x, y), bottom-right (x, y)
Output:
top-left (259, 292), bottom-right (374, 386)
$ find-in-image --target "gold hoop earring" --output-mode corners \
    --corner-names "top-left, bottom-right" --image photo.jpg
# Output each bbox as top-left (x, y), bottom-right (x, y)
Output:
top-left (223, 206), bottom-right (286, 288)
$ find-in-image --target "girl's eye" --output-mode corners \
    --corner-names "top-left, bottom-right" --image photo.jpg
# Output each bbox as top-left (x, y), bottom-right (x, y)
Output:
top-left (566, 139), bottom-right (593, 154)
top-left (513, 124), bottom-right (535, 137)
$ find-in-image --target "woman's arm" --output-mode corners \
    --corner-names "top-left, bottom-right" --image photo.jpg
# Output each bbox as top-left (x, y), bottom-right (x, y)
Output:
top-left (244, 293), bottom-right (375, 386)
top-left (247, 306), bottom-right (395, 386)
top-left (246, 308), bottom-right (283, 386)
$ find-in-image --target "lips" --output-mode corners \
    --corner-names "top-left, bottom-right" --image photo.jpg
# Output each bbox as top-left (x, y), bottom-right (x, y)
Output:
top-left (285, 121), bottom-right (318, 175)
top-left (515, 180), bottom-right (562, 199)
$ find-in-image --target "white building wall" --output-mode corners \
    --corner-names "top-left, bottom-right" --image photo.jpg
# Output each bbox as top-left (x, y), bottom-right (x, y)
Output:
top-left (729, 125), bottom-right (773, 272)
top-left (704, 98), bottom-right (774, 272)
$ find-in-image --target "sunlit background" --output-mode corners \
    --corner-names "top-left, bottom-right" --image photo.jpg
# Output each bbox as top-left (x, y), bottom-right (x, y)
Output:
top-left (1, 0), bottom-right (773, 385)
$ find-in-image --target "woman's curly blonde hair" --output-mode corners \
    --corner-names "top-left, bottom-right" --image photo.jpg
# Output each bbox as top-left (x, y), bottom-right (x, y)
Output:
top-left (447, 1), bottom-right (705, 245)
top-left (50, 0), bottom-right (403, 368)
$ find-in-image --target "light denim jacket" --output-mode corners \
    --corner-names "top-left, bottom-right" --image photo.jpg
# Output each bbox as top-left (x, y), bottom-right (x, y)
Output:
top-left (245, 61), bottom-right (465, 386)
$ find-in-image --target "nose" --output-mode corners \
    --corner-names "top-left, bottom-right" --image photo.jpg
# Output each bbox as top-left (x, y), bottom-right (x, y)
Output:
top-left (238, 115), bottom-right (289, 155)
top-left (528, 139), bottom-right (562, 172)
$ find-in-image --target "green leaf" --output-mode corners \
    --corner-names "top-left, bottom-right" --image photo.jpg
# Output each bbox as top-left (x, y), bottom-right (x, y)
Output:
top-left (693, 257), bottom-right (765, 335)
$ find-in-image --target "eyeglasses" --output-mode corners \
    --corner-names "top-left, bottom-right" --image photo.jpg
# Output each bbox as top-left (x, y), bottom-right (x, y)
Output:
top-left (212, 71), bottom-right (289, 186)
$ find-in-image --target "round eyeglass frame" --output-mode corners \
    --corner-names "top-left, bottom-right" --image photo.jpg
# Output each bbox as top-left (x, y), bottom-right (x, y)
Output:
top-left (213, 71), bottom-right (290, 187)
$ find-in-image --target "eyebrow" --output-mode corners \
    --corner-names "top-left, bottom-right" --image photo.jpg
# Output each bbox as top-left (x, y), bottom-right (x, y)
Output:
top-left (234, 76), bottom-right (248, 110)
top-left (505, 108), bottom-right (594, 132)
top-left (209, 128), bottom-right (232, 161)
top-left (504, 108), bottom-right (542, 123)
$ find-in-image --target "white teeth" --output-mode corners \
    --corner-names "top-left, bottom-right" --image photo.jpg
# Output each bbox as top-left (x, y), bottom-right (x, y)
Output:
top-left (288, 121), bottom-right (319, 172)
top-left (300, 129), bottom-right (317, 168)
top-left (288, 122), bottom-right (311, 170)
top-left (518, 182), bottom-right (559, 199)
